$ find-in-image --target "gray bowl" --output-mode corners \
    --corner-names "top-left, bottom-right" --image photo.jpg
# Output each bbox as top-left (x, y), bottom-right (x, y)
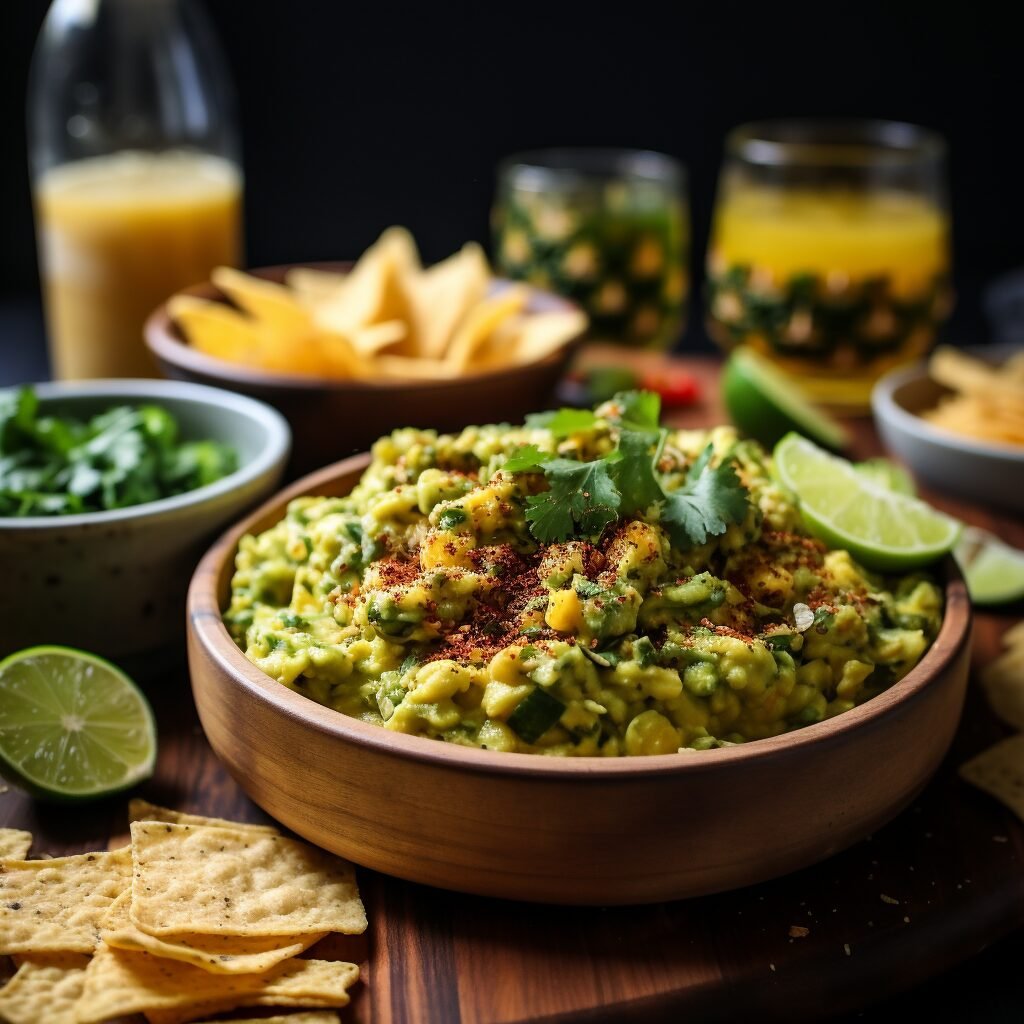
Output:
top-left (872, 353), bottom-right (1024, 513)
top-left (0, 379), bottom-right (290, 661)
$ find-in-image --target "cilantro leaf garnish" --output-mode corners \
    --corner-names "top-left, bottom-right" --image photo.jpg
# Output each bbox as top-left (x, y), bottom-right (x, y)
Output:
top-left (659, 444), bottom-right (749, 548)
top-left (612, 429), bottom-right (665, 517)
top-left (605, 390), bottom-right (661, 431)
top-left (502, 444), bottom-right (553, 473)
top-left (525, 407), bottom-right (598, 438)
top-left (525, 457), bottom-right (620, 542)
top-left (513, 392), bottom-right (749, 548)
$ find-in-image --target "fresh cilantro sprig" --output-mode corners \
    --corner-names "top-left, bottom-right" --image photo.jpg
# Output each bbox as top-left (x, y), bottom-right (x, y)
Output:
top-left (509, 391), bottom-right (749, 548)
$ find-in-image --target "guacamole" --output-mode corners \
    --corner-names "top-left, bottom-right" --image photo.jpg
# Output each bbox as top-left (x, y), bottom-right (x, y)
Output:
top-left (226, 399), bottom-right (942, 756)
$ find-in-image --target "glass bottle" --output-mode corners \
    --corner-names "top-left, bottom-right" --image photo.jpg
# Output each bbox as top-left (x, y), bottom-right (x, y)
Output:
top-left (28, 0), bottom-right (244, 380)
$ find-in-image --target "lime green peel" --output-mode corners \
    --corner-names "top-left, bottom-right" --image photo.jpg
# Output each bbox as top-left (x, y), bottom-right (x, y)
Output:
top-left (773, 433), bottom-right (961, 572)
top-left (722, 346), bottom-right (850, 452)
top-left (955, 528), bottom-right (1024, 606)
top-left (0, 646), bottom-right (156, 802)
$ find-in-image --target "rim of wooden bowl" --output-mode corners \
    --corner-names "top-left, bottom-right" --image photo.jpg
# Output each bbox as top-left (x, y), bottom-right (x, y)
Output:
top-left (189, 453), bottom-right (972, 781)
top-left (145, 262), bottom-right (584, 392)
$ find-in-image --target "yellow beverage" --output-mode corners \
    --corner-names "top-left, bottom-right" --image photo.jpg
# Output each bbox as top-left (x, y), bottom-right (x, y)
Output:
top-left (707, 185), bottom-right (951, 406)
top-left (35, 150), bottom-right (242, 379)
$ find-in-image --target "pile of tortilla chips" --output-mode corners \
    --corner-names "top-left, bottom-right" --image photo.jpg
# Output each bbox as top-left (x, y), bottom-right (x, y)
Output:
top-left (0, 800), bottom-right (364, 1024)
top-left (170, 227), bottom-right (586, 380)
top-left (924, 346), bottom-right (1024, 448)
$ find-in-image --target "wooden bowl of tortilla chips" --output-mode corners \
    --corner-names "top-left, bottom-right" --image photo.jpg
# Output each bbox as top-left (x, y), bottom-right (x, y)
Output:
top-left (145, 229), bottom-right (586, 475)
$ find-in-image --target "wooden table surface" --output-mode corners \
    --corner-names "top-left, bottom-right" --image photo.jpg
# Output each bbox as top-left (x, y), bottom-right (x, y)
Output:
top-left (2, 353), bottom-right (1022, 1023)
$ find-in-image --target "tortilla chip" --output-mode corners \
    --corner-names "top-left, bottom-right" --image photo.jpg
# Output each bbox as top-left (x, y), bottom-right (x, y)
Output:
top-left (169, 295), bottom-right (262, 363)
top-left (313, 227), bottom-right (418, 346)
top-left (444, 285), bottom-right (529, 370)
top-left (0, 955), bottom-right (89, 1024)
top-left (372, 355), bottom-right (462, 380)
top-left (129, 799), bottom-right (279, 836)
top-left (351, 319), bottom-right (408, 355)
top-left (75, 944), bottom-right (358, 1023)
top-left (285, 267), bottom-right (350, 303)
top-left (0, 829), bottom-right (32, 861)
top-left (0, 847), bottom-right (131, 954)
top-left (410, 242), bottom-right (491, 359)
top-left (959, 734), bottom-right (1024, 822)
top-left (100, 897), bottom-right (323, 974)
top-left (980, 668), bottom-right (1024, 731)
top-left (1005, 620), bottom-right (1024, 648)
top-left (212, 267), bottom-right (309, 330)
top-left (193, 1014), bottom-right (341, 1024)
top-left (101, 891), bottom-right (324, 975)
top-left (147, 999), bottom-right (337, 1024)
top-left (129, 823), bottom-right (366, 937)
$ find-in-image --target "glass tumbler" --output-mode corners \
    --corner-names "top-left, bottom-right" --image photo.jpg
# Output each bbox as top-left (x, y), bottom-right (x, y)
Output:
top-left (706, 119), bottom-right (950, 409)
top-left (493, 149), bottom-right (689, 350)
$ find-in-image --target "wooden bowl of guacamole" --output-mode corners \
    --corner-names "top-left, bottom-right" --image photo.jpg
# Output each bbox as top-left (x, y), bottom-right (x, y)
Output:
top-left (187, 407), bottom-right (971, 904)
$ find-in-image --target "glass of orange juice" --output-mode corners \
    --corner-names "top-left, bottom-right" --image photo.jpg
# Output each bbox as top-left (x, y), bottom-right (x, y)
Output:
top-left (27, 0), bottom-right (243, 380)
top-left (707, 120), bottom-right (950, 409)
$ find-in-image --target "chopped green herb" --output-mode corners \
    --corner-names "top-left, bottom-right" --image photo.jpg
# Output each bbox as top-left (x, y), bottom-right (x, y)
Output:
top-left (0, 386), bottom-right (237, 517)
top-left (502, 444), bottom-right (553, 473)
top-left (659, 444), bottom-right (749, 549)
top-left (525, 407), bottom-right (598, 438)
top-left (506, 686), bottom-right (566, 743)
top-left (437, 507), bottom-right (468, 530)
top-left (525, 457), bottom-right (621, 543)
top-left (633, 635), bottom-right (657, 667)
top-left (520, 392), bottom-right (749, 548)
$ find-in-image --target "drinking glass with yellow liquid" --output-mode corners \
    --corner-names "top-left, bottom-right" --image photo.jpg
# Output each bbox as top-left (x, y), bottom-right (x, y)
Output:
top-left (707, 121), bottom-right (950, 408)
top-left (28, 0), bottom-right (243, 380)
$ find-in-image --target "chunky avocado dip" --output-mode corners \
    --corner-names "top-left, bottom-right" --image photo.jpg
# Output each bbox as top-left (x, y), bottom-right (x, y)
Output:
top-left (226, 393), bottom-right (942, 756)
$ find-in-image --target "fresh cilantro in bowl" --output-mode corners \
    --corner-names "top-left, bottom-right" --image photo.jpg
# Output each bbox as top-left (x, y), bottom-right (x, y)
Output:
top-left (0, 386), bottom-right (237, 517)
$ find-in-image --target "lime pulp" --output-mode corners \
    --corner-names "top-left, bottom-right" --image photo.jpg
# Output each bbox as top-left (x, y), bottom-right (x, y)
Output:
top-left (773, 433), bottom-right (961, 571)
top-left (0, 646), bottom-right (156, 802)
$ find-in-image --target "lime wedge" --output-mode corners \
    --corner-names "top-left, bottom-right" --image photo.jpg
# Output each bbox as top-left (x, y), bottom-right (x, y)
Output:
top-left (955, 528), bottom-right (1024, 605)
top-left (722, 347), bottom-right (850, 451)
top-left (0, 646), bottom-right (156, 802)
top-left (773, 433), bottom-right (962, 571)
top-left (854, 457), bottom-right (917, 496)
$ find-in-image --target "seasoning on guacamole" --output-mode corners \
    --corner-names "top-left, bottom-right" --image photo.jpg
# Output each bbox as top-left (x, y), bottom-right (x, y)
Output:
top-left (226, 392), bottom-right (942, 756)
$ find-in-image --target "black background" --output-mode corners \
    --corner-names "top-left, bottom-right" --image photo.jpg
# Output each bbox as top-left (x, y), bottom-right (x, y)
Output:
top-left (4, 1), bottom-right (1024, 349)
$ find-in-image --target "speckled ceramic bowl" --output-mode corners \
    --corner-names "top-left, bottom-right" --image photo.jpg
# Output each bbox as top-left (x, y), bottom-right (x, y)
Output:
top-left (0, 380), bottom-right (290, 662)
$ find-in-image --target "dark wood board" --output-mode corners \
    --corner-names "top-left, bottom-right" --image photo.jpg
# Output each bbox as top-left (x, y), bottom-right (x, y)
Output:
top-left (2, 355), bottom-right (1022, 1023)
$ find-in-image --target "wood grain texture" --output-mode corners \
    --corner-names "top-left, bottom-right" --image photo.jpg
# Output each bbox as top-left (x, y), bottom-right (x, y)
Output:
top-left (1, 354), bottom-right (1022, 1023)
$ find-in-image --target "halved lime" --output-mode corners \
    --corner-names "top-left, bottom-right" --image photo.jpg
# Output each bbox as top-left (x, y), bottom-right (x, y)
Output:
top-left (773, 433), bottom-right (962, 571)
top-left (955, 528), bottom-right (1024, 605)
top-left (853, 457), bottom-right (917, 496)
top-left (722, 347), bottom-right (850, 451)
top-left (0, 646), bottom-right (156, 802)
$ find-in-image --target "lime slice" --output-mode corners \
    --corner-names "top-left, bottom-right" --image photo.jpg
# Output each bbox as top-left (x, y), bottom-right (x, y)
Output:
top-left (853, 457), bottom-right (917, 496)
top-left (0, 646), bottom-right (156, 802)
top-left (722, 347), bottom-right (850, 451)
top-left (773, 433), bottom-right (962, 571)
top-left (955, 528), bottom-right (1024, 605)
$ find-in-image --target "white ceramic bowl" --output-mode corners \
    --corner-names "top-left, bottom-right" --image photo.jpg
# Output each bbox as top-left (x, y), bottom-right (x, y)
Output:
top-left (0, 379), bottom-right (290, 661)
top-left (872, 353), bottom-right (1024, 513)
